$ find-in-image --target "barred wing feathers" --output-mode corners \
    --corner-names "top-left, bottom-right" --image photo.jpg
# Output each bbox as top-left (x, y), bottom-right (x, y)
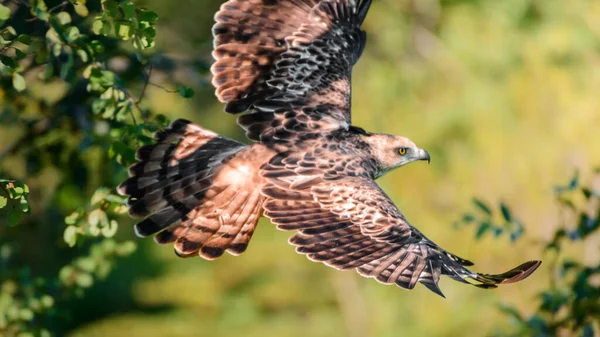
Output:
top-left (212, 0), bottom-right (373, 142)
top-left (262, 173), bottom-right (541, 297)
top-left (118, 120), bottom-right (264, 259)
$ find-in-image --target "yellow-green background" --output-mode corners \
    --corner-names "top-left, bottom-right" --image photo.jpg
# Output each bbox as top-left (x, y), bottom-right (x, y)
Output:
top-left (8, 0), bottom-right (600, 336)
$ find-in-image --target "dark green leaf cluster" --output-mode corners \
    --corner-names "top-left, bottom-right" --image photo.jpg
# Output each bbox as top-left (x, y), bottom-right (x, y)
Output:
top-left (0, 180), bottom-right (30, 227)
top-left (480, 170), bottom-right (600, 337)
top-left (455, 198), bottom-right (524, 242)
top-left (0, 1), bottom-right (195, 336)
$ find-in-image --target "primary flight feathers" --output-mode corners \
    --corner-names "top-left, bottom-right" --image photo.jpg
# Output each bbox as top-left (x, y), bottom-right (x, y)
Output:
top-left (118, 0), bottom-right (541, 297)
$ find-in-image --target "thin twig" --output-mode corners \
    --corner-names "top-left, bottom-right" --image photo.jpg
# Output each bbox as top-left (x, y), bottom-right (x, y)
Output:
top-left (136, 63), bottom-right (152, 104)
top-left (148, 82), bottom-right (178, 93)
top-left (48, 0), bottom-right (69, 14)
top-left (121, 90), bottom-right (139, 126)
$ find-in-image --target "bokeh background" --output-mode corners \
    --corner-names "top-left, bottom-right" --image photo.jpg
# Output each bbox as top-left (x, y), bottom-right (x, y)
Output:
top-left (1, 0), bottom-right (600, 336)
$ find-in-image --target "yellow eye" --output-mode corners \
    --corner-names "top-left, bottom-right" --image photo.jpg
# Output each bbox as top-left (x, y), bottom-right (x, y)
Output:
top-left (398, 148), bottom-right (407, 155)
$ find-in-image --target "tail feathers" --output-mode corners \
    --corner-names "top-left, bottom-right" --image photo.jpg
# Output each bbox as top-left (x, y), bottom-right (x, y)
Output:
top-left (459, 260), bottom-right (543, 289)
top-left (118, 119), bottom-right (264, 260)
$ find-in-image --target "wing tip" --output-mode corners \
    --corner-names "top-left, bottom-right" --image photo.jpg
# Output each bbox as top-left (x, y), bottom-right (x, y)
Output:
top-left (499, 260), bottom-right (542, 284)
top-left (358, 0), bottom-right (373, 25)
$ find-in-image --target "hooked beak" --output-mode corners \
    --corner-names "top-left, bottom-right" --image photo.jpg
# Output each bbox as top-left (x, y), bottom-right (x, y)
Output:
top-left (419, 149), bottom-right (431, 164)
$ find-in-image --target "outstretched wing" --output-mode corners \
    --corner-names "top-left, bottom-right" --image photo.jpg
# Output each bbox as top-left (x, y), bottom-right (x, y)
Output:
top-left (261, 171), bottom-right (541, 297)
top-left (212, 0), bottom-right (372, 143)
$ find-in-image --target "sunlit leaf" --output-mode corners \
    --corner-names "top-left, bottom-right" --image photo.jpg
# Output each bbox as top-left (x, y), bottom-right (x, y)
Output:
top-left (75, 273), bottom-right (94, 288)
top-left (64, 225), bottom-right (78, 247)
top-left (0, 4), bottom-right (10, 21)
top-left (12, 73), bottom-right (26, 92)
top-left (19, 308), bottom-right (34, 321)
top-left (101, 220), bottom-right (118, 237)
top-left (91, 187), bottom-right (110, 205)
top-left (65, 212), bottom-right (80, 225)
top-left (72, 0), bottom-right (89, 17)
top-left (56, 12), bottom-right (72, 25)
top-left (92, 19), bottom-right (104, 35)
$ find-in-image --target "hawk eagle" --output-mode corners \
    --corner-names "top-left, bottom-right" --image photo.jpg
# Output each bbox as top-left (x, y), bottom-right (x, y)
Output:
top-left (118, 0), bottom-right (540, 297)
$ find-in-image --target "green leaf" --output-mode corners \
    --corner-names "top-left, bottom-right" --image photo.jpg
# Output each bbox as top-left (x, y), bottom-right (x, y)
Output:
top-left (91, 187), bottom-right (110, 205)
top-left (14, 48), bottom-right (26, 60)
top-left (475, 222), bottom-right (491, 239)
top-left (16, 34), bottom-right (32, 45)
top-left (472, 198), bottom-right (492, 215)
top-left (139, 10), bottom-right (158, 23)
top-left (66, 26), bottom-right (80, 41)
top-left (117, 241), bottom-right (137, 256)
top-left (31, 1), bottom-right (49, 20)
top-left (56, 11), bottom-right (72, 25)
top-left (0, 4), bottom-right (11, 20)
top-left (88, 209), bottom-right (104, 227)
top-left (19, 308), bottom-right (34, 321)
top-left (120, 1), bottom-right (136, 20)
top-left (77, 49), bottom-right (88, 62)
top-left (59, 265), bottom-right (75, 284)
top-left (72, 1), bottom-right (89, 17)
top-left (569, 172), bottom-right (579, 190)
top-left (39, 63), bottom-right (54, 80)
top-left (0, 196), bottom-right (7, 209)
top-left (104, 194), bottom-right (125, 204)
top-left (500, 203), bottom-right (512, 222)
top-left (178, 85), bottom-right (195, 98)
top-left (115, 22), bottom-right (132, 40)
top-left (75, 272), bottom-right (94, 288)
top-left (64, 225), bottom-right (78, 247)
top-left (462, 213), bottom-right (475, 223)
top-left (90, 40), bottom-right (104, 53)
top-left (1, 55), bottom-right (17, 68)
top-left (76, 257), bottom-right (96, 272)
top-left (101, 220), bottom-right (118, 237)
top-left (11, 186), bottom-right (24, 195)
top-left (40, 295), bottom-right (54, 308)
top-left (19, 197), bottom-right (30, 213)
top-left (143, 27), bottom-right (156, 39)
top-left (3, 26), bottom-right (16, 36)
top-left (103, 0), bottom-right (119, 18)
top-left (65, 212), bottom-right (80, 225)
top-left (92, 19), bottom-right (104, 35)
top-left (581, 187), bottom-right (592, 200)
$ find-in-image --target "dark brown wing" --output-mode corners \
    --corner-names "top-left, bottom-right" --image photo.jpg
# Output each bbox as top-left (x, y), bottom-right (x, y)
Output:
top-left (212, 0), bottom-right (372, 143)
top-left (261, 169), bottom-right (541, 297)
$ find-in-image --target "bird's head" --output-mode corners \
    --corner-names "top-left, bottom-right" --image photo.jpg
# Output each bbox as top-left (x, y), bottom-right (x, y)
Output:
top-left (361, 133), bottom-right (430, 177)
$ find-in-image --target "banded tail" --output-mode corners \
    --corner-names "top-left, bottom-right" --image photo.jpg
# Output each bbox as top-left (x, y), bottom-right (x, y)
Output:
top-left (118, 119), bottom-right (267, 259)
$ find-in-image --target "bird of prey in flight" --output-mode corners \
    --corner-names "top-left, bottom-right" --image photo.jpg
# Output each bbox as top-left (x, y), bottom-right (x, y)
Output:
top-left (118, 0), bottom-right (540, 297)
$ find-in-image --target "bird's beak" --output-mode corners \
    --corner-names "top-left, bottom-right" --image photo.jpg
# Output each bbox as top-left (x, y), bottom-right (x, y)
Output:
top-left (419, 149), bottom-right (431, 164)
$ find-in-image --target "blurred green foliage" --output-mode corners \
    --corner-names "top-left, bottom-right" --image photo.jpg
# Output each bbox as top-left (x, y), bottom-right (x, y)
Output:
top-left (458, 171), bottom-right (600, 336)
top-left (0, 0), bottom-right (599, 336)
